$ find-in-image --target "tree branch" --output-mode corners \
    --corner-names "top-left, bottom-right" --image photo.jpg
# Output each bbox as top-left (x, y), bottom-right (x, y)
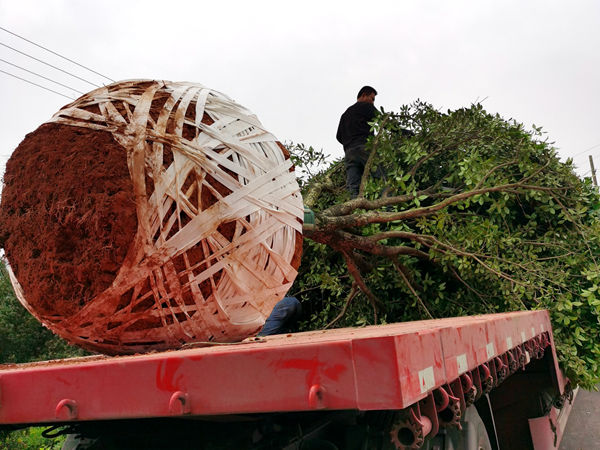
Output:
top-left (408, 144), bottom-right (443, 178)
top-left (303, 163), bottom-right (344, 208)
top-left (315, 182), bottom-right (566, 232)
top-left (302, 226), bottom-right (431, 260)
top-left (474, 159), bottom-right (518, 190)
top-left (358, 114), bottom-right (390, 198)
top-left (449, 267), bottom-right (494, 311)
top-left (325, 283), bottom-right (359, 329)
top-left (341, 250), bottom-right (383, 322)
top-left (323, 192), bottom-right (421, 217)
top-left (392, 258), bottom-right (434, 319)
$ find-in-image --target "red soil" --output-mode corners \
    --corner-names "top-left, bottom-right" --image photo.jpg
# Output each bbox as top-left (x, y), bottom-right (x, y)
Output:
top-left (0, 123), bottom-right (137, 318)
top-left (0, 89), bottom-right (302, 354)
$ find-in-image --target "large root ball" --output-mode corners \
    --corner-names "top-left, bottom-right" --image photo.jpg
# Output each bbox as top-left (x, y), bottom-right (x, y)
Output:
top-left (0, 80), bottom-right (303, 355)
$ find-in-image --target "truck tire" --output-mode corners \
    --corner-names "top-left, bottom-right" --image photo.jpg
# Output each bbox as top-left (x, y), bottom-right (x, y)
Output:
top-left (435, 405), bottom-right (493, 450)
top-left (62, 433), bottom-right (102, 450)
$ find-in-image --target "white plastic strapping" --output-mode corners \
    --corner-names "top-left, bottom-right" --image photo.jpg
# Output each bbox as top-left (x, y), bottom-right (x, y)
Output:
top-left (10, 80), bottom-right (303, 354)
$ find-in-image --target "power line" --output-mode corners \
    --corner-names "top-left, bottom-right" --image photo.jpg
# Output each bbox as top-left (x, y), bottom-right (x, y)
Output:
top-left (571, 152), bottom-right (600, 164)
top-left (0, 27), bottom-right (115, 83)
top-left (0, 41), bottom-right (100, 88)
top-left (572, 142), bottom-right (600, 158)
top-left (0, 57), bottom-right (84, 94)
top-left (0, 26), bottom-right (114, 83)
top-left (0, 69), bottom-right (75, 100)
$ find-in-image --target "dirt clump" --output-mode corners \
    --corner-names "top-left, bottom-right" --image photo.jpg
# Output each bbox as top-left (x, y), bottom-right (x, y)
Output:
top-left (0, 123), bottom-right (137, 318)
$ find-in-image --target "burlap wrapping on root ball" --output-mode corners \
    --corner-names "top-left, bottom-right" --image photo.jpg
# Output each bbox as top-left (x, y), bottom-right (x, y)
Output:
top-left (0, 80), bottom-right (303, 355)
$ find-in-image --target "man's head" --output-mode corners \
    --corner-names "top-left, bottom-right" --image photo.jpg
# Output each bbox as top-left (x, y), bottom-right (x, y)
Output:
top-left (357, 86), bottom-right (377, 104)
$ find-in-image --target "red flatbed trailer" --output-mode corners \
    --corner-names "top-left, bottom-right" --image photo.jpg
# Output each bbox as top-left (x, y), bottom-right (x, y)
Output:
top-left (0, 310), bottom-right (574, 449)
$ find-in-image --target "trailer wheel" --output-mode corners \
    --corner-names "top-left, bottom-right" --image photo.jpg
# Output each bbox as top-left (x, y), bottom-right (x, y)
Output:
top-left (436, 405), bottom-right (493, 450)
top-left (62, 433), bottom-right (101, 450)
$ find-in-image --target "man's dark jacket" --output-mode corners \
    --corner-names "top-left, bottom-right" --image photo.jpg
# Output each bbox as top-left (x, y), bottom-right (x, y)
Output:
top-left (336, 101), bottom-right (378, 150)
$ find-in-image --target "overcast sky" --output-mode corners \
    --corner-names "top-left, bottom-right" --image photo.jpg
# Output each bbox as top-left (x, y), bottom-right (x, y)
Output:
top-left (1, 0), bottom-right (599, 180)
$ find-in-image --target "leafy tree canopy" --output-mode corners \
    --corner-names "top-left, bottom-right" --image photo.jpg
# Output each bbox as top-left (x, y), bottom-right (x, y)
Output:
top-left (291, 101), bottom-right (600, 389)
top-left (0, 260), bottom-right (85, 364)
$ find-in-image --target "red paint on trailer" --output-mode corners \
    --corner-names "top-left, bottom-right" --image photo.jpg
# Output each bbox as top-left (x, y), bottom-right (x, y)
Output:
top-left (0, 310), bottom-right (561, 428)
top-left (276, 358), bottom-right (347, 382)
top-left (156, 358), bottom-right (184, 392)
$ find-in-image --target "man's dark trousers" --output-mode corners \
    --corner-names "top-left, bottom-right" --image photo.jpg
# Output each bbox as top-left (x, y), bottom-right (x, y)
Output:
top-left (345, 144), bottom-right (386, 198)
top-left (257, 296), bottom-right (302, 336)
top-left (345, 144), bottom-right (369, 198)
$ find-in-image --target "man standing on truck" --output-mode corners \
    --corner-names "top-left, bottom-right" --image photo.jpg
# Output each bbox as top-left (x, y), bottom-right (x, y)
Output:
top-left (336, 85), bottom-right (380, 198)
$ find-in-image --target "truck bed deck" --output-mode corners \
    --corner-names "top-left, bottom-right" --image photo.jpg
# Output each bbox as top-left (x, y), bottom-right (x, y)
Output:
top-left (0, 310), bottom-right (561, 426)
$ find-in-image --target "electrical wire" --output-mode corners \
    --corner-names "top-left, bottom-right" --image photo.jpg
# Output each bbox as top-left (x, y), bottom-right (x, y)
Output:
top-left (0, 69), bottom-right (75, 99)
top-left (0, 58), bottom-right (84, 94)
top-left (0, 41), bottom-right (100, 87)
top-left (572, 143), bottom-right (600, 158)
top-left (0, 26), bottom-right (114, 83)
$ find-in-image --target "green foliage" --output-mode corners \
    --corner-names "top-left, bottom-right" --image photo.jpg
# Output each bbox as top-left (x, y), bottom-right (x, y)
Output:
top-left (287, 142), bottom-right (332, 188)
top-left (0, 427), bottom-right (65, 449)
top-left (0, 261), bottom-right (87, 363)
top-left (293, 102), bottom-right (600, 389)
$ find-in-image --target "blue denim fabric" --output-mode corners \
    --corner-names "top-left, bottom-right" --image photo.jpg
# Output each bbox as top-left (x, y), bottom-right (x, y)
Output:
top-left (258, 296), bottom-right (302, 336)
